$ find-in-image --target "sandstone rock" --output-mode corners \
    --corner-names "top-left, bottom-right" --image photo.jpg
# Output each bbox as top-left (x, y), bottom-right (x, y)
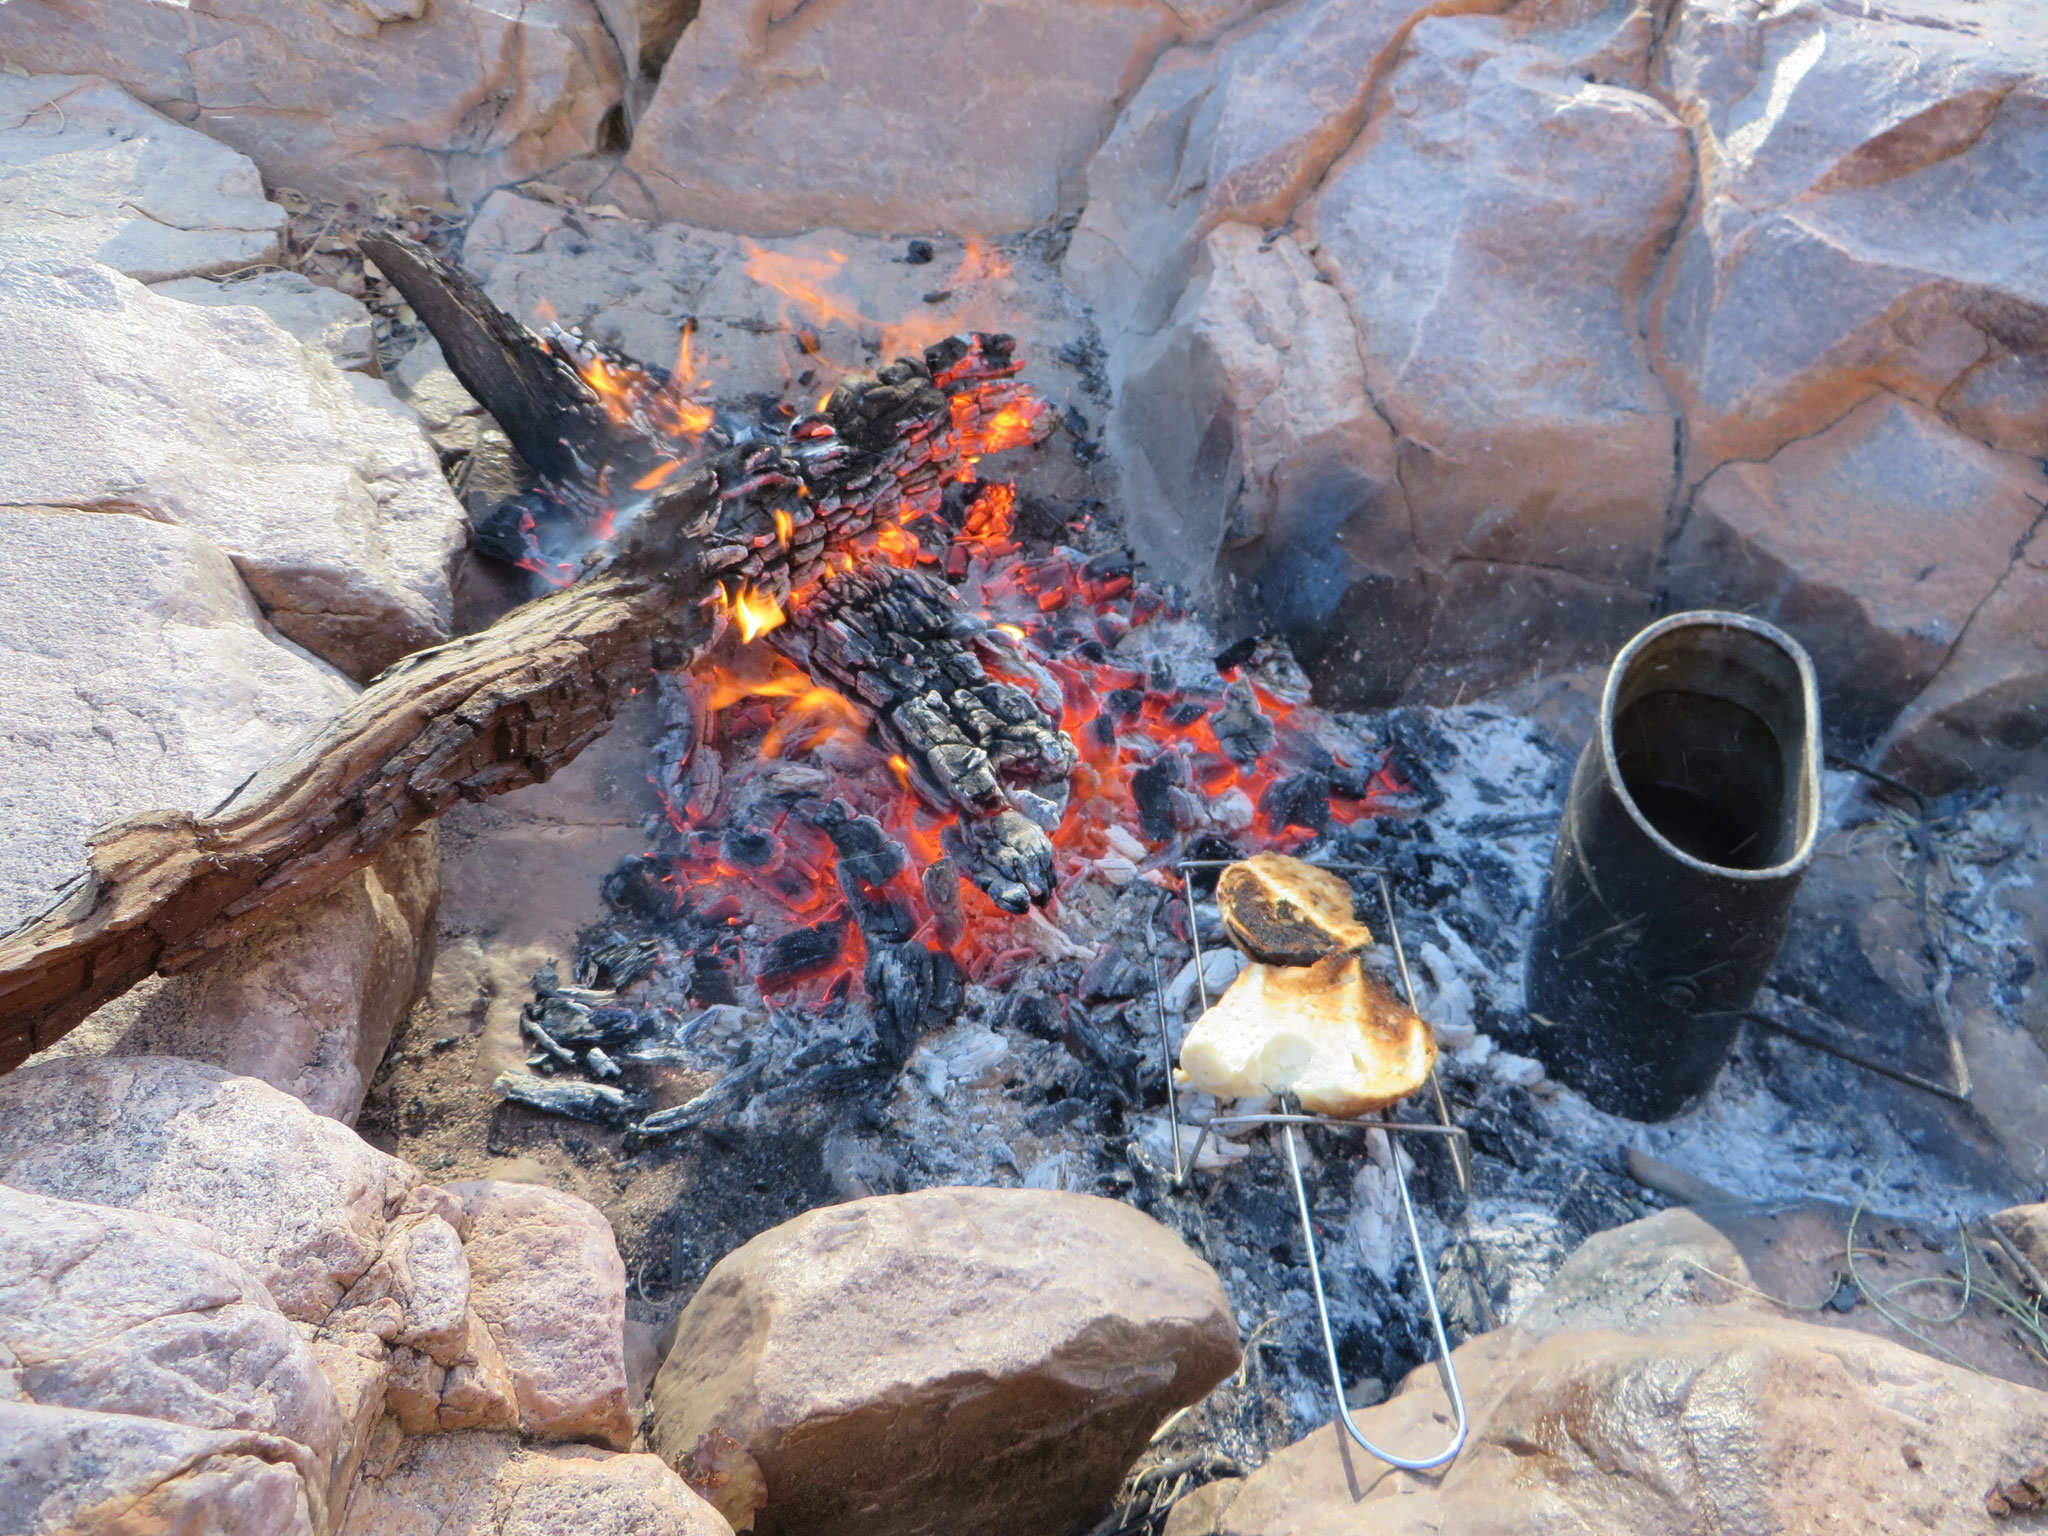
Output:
top-left (0, 505), bottom-right (357, 934)
top-left (1943, 351), bottom-right (2048, 460)
top-left (0, 261), bottom-right (465, 681)
top-left (0, 1398), bottom-right (323, 1536)
top-left (448, 1181), bottom-right (633, 1449)
top-left (1879, 517), bottom-right (2048, 792)
top-left (1307, 15), bottom-right (1687, 594)
top-left (1651, 0), bottom-right (2048, 474)
top-left (0, 73), bottom-right (285, 282)
top-left (592, 0), bottom-right (700, 78)
top-left (0, 0), bottom-right (626, 208)
top-left (1176, 1315), bottom-right (2048, 1535)
top-left (155, 271), bottom-right (381, 375)
top-left (1171, 1205), bottom-right (2048, 1535)
top-left (0, 1185), bottom-right (344, 1463)
top-left (1110, 224), bottom-right (1416, 702)
top-left (1068, 0), bottom-right (1507, 342)
top-left (339, 1431), bottom-right (735, 1536)
top-left (650, 1186), bottom-right (1240, 1536)
top-left (1670, 391), bottom-right (2048, 750)
top-left (0, 1057), bottom-right (419, 1323)
top-left (48, 828), bottom-right (441, 1124)
top-left (623, 0), bottom-right (1231, 235)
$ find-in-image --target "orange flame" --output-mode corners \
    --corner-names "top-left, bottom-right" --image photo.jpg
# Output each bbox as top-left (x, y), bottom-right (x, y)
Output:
top-left (774, 508), bottom-right (794, 547)
top-left (720, 583), bottom-right (787, 643)
top-left (760, 686), bottom-right (869, 759)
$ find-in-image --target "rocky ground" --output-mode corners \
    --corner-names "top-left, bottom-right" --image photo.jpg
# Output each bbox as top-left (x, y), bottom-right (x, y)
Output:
top-left (4, 0), bottom-right (2048, 1533)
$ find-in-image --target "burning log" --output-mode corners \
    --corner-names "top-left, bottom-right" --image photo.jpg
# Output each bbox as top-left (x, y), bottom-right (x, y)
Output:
top-left (780, 564), bottom-right (1076, 912)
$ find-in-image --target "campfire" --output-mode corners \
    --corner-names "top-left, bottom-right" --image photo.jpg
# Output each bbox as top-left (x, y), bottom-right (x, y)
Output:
top-left (348, 234), bottom-right (1408, 1121)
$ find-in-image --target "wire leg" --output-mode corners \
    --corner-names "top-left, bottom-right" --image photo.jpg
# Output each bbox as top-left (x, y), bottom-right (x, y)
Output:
top-left (1280, 1115), bottom-right (1468, 1472)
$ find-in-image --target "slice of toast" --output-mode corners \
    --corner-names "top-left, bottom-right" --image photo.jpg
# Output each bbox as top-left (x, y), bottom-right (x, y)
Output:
top-left (1177, 952), bottom-right (1436, 1118)
top-left (1216, 853), bottom-right (1373, 965)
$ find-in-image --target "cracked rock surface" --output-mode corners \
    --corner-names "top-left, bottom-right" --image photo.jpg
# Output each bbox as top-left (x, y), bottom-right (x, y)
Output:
top-left (0, 0), bottom-right (626, 207)
top-left (0, 260), bottom-right (465, 682)
top-left (1074, 0), bottom-right (2048, 778)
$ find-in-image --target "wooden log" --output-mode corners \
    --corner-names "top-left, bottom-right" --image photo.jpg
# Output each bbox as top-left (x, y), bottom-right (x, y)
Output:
top-left (0, 559), bottom-right (711, 1073)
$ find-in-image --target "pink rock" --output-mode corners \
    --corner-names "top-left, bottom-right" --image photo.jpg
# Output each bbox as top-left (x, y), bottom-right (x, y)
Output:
top-left (1650, 0), bottom-right (2048, 473)
top-left (446, 1180), bottom-right (634, 1450)
top-left (0, 0), bottom-right (626, 207)
top-left (1669, 392), bottom-right (2048, 750)
top-left (0, 1056), bottom-right (420, 1324)
top-left (623, 0), bottom-right (1241, 235)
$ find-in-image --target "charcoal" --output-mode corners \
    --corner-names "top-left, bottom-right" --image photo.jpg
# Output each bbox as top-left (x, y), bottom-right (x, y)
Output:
top-left (1328, 761), bottom-right (1382, 800)
top-left (1131, 758), bottom-right (1179, 843)
top-left (519, 1012), bottom-right (577, 1069)
top-left (602, 854), bottom-right (671, 918)
top-left (1212, 635), bottom-right (1260, 673)
top-left (582, 936), bottom-right (662, 990)
top-left (998, 991), bottom-right (1062, 1041)
top-left (1106, 688), bottom-right (1145, 721)
top-left (1081, 549), bottom-right (1133, 584)
top-left (945, 809), bottom-right (1055, 914)
top-left (1077, 942), bottom-right (1148, 1002)
top-left (1059, 1007), bottom-right (1143, 1105)
top-left (721, 825), bottom-right (781, 868)
top-left (690, 952), bottom-right (741, 1005)
top-left (531, 961), bottom-right (561, 996)
top-left (493, 1070), bottom-right (643, 1125)
top-left (925, 949), bottom-right (965, 1030)
top-left (1212, 680), bottom-right (1275, 765)
top-left (1259, 770), bottom-right (1332, 834)
top-left (904, 239), bottom-right (936, 265)
top-left (633, 1053), bottom-right (766, 1137)
top-left (810, 801), bottom-right (905, 886)
top-left (1147, 654), bottom-right (1176, 694)
top-left (585, 1046), bottom-right (622, 1079)
top-left (757, 919), bottom-right (850, 987)
top-left (866, 941), bottom-right (936, 1067)
top-left (921, 856), bottom-right (966, 947)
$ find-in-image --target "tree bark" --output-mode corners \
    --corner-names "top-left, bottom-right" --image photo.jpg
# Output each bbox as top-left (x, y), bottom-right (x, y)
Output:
top-left (0, 569), bottom-right (706, 1071)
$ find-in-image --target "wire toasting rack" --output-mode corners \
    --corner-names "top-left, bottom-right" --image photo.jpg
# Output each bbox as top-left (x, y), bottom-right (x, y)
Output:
top-left (1146, 861), bottom-right (1472, 1472)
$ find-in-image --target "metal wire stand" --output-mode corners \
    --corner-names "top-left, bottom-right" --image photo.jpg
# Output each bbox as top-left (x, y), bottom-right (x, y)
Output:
top-left (1147, 860), bottom-right (1471, 1472)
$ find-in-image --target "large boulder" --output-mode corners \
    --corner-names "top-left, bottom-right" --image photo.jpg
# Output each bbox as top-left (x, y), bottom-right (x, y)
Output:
top-left (155, 271), bottom-right (382, 376)
top-left (1650, 0), bottom-right (2048, 476)
top-left (0, 1185), bottom-right (344, 1459)
top-left (338, 1432), bottom-right (734, 1536)
top-left (0, 505), bottom-right (357, 934)
top-left (1, 1398), bottom-right (323, 1536)
top-left (1110, 224), bottom-right (1419, 704)
top-left (0, 261), bottom-right (465, 681)
top-left (622, 0), bottom-right (1257, 235)
top-left (1878, 517), bottom-right (2048, 792)
top-left (47, 828), bottom-right (442, 1125)
top-left (0, 1057), bottom-right (420, 1323)
top-left (0, 0), bottom-right (626, 207)
top-left (649, 1186), bottom-right (1239, 1536)
top-left (0, 73), bottom-right (286, 282)
top-left (1669, 391), bottom-right (2048, 751)
top-left (1169, 1206), bottom-right (2048, 1535)
top-left (0, 495), bottom-right (439, 1121)
top-left (1079, 2), bottom-right (1689, 705)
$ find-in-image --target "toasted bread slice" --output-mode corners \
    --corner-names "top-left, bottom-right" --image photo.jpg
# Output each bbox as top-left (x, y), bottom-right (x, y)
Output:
top-left (1177, 952), bottom-right (1435, 1117)
top-left (1216, 853), bottom-right (1373, 966)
